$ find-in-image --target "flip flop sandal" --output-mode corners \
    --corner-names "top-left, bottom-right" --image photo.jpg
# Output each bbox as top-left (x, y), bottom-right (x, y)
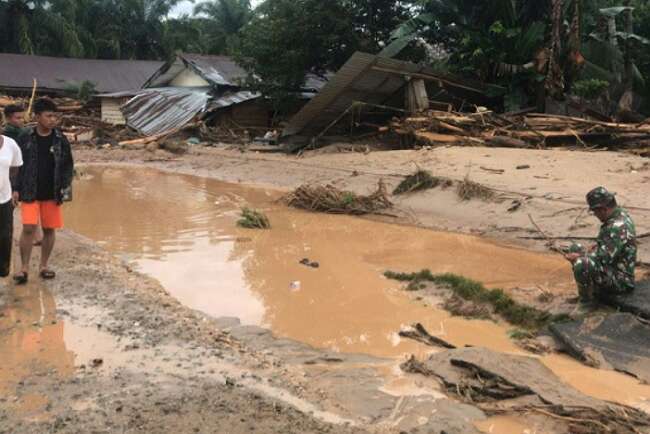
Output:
top-left (13, 272), bottom-right (28, 285)
top-left (40, 270), bottom-right (56, 280)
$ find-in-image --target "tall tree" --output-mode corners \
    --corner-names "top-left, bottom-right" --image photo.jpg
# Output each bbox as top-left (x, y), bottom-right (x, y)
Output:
top-left (234, 0), bottom-right (359, 112)
top-left (0, 0), bottom-right (85, 57)
top-left (343, 0), bottom-right (415, 52)
top-left (194, 0), bottom-right (252, 54)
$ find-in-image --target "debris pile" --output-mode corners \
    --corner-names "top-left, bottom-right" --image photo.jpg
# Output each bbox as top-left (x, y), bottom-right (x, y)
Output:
top-left (284, 181), bottom-right (392, 215)
top-left (391, 110), bottom-right (650, 152)
top-left (0, 93), bottom-right (124, 144)
top-left (402, 347), bottom-right (650, 434)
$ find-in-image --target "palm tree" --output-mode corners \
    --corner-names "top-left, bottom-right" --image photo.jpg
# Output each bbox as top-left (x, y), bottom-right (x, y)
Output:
top-left (194, 0), bottom-right (252, 53)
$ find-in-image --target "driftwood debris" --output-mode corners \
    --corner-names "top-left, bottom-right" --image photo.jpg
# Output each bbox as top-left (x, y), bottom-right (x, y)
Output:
top-left (398, 323), bottom-right (456, 349)
top-left (390, 109), bottom-right (650, 151)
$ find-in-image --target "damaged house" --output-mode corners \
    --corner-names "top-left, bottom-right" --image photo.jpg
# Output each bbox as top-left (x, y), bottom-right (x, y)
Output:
top-left (106, 53), bottom-right (328, 136)
top-left (283, 52), bottom-right (501, 148)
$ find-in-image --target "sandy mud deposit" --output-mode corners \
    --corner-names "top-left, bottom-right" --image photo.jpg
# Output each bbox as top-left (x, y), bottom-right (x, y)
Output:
top-left (2, 157), bottom-right (650, 433)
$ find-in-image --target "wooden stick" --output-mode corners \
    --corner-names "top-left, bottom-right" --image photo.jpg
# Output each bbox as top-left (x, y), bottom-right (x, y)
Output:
top-left (527, 214), bottom-right (563, 253)
top-left (529, 408), bottom-right (611, 431)
top-left (399, 323), bottom-right (456, 349)
top-left (25, 78), bottom-right (37, 122)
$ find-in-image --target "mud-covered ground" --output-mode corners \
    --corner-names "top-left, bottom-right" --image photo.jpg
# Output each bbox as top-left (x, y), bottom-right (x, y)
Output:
top-left (2, 143), bottom-right (650, 433)
top-left (76, 144), bottom-right (650, 256)
top-left (77, 144), bottom-right (650, 305)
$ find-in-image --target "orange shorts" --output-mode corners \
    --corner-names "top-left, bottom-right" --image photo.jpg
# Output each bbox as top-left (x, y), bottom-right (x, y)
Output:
top-left (21, 201), bottom-right (63, 229)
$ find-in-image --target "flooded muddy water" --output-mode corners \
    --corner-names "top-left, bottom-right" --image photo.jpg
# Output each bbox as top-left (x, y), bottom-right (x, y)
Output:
top-left (0, 282), bottom-right (74, 418)
top-left (60, 166), bottom-right (650, 411)
top-left (65, 166), bottom-right (572, 357)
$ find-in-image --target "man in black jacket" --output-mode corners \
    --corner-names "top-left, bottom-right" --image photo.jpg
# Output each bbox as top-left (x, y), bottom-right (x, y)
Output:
top-left (13, 98), bottom-right (74, 284)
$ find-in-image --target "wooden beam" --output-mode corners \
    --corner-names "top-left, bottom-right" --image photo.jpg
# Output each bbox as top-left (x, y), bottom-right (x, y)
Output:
top-left (370, 66), bottom-right (485, 94)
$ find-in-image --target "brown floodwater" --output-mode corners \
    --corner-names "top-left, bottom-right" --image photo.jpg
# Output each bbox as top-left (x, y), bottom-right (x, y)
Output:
top-left (0, 281), bottom-right (74, 418)
top-left (59, 166), bottom-right (650, 411)
top-left (64, 166), bottom-right (574, 357)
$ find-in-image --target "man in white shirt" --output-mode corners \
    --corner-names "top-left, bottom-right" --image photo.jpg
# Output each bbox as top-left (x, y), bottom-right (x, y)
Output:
top-left (0, 134), bottom-right (23, 277)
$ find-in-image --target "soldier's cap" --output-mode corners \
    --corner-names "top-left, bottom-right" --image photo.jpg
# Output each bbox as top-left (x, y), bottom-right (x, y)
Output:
top-left (586, 187), bottom-right (616, 210)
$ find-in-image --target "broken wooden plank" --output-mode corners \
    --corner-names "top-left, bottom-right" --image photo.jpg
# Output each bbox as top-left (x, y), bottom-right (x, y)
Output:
top-left (414, 131), bottom-right (464, 143)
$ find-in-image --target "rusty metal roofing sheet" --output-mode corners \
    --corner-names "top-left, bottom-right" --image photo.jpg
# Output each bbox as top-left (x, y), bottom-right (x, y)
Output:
top-left (121, 87), bottom-right (210, 136)
top-left (0, 53), bottom-right (163, 93)
top-left (208, 90), bottom-right (261, 110)
top-left (283, 52), bottom-right (491, 137)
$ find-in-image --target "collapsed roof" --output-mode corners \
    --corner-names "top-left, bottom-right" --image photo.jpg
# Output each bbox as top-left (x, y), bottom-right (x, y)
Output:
top-left (117, 88), bottom-right (262, 136)
top-left (144, 53), bottom-right (249, 89)
top-left (283, 52), bottom-right (498, 138)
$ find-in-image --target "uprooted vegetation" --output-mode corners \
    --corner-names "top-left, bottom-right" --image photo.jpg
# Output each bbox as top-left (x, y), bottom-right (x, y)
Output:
top-left (456, 176), bottom-right (495, 201)
top-left (393, 170), bottom-right (453, 195)
top-left (237, 207), bottom-right (271, 229)
top-left (384, 270), bottom-right (569, 330)
top-left (284, 181), bottom-right (392, 215)
top-left (392, 170), bottom-right (496, 202)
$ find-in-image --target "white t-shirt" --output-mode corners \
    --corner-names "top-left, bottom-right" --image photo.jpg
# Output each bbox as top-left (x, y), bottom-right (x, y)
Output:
top-left (0, 136), bottom-right (23, 204)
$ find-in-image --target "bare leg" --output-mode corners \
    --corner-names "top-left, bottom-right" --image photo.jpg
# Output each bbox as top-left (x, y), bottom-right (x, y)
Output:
top-left (40, 228), bottom-right (56, 271)
top-left (34, 227), bottom-right (43, 246)
top-left (19, 224), bottom-right (37, 273)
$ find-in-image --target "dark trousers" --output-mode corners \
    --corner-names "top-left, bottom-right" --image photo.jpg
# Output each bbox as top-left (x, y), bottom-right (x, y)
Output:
top-left (0, 200), bottom-right (13, 277)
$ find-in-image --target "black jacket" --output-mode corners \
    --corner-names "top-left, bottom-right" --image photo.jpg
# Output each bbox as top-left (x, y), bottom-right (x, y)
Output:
top-left (15, 127), bottom-right (74, 204)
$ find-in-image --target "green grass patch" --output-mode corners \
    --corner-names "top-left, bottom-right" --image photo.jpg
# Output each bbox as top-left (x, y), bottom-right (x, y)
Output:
top-left (384, 270), bottom-right (567, 330)
top-left (237, 207), bottom-right (271, 229)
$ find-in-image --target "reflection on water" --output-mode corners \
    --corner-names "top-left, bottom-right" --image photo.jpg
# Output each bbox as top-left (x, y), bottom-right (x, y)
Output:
top-left (0, 282), bottom-right (75, 417)
top-left (65, 167), bottom-right (574, 357)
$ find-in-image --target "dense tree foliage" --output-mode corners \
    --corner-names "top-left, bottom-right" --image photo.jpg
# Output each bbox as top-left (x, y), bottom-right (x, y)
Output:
top-left (1, 0), bottom-right (650, 114)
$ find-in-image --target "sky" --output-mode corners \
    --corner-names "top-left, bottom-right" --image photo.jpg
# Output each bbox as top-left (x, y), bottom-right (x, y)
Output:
top-left (171, 0), bottom-right (262, 17)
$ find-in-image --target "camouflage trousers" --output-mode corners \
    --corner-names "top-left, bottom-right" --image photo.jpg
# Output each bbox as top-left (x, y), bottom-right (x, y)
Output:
top-left (572, 256), bottom-right (630, 302)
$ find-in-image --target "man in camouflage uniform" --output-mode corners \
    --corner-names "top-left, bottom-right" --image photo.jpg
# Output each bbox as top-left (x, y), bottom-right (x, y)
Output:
top-left (565, 187), bottom-right (637, 304)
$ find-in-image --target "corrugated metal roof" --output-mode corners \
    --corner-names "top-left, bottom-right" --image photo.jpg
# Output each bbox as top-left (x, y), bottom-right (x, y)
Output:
top-left (283, 52), bottom-right (492, 137)
top-left (208, 91), bottom-right (261, 110)
top-left (121, 87), bottom-right (210, 136)
top-left (0, 53), bottom-right (163, 93)
top-left (181, 53), bottom-right (247, 87)
top-left (145, 53), bottom-right (249, 89)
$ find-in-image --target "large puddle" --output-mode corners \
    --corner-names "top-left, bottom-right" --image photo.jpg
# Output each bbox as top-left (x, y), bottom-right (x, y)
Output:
top-left (56, 166), bottom-right (650, 411)
top-left (64, 166), bottom-right (574, 357)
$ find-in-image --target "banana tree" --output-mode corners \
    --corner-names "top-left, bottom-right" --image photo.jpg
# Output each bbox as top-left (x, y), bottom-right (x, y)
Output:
top-left (382, 0), bottom-right (550, 110)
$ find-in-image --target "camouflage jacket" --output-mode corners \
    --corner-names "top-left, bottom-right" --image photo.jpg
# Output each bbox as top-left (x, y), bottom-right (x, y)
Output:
top-left (589, 207), bottom-right (637, 290)
top-left (3, 124), bottom-right (28, 142)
